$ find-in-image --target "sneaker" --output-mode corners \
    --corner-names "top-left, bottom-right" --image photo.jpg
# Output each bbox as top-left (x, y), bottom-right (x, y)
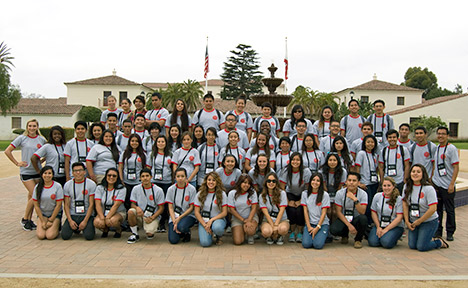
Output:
top-left (276, 236), bottom-right (284, 245)
top-left (146, 234), bottom-right (154, 240)
top-left (23, 221), bottom-right (33, 231)
top-left (215, 236), bottom-right (223, 246)
top-left (296, 233), bottom-right (303, 243)
top-left (354, 240), bottom-right (362, 249)
top-left (253, 230), bottom-right (260, 239)
top-left (182, 232), bottom-right (191, 242)
top-left (226, 226), bottom-right (232, 233)
top-left (101, 231), bottom-right (109, 238)
top-left (402, 230), bottom-right (407, 238)
top-left (127, 233), bottom-right (139, 244)
top-left (447, 234), bottom-right (454, 241)
top-left (247, 236), bottom-right (255, 245)
top-left (113, 232), bottom-right (122, 238)
top-left (21, 218), bottom-right (28, 227)
top-left (29, 220), bottom-right (37, 230)
top-left (289, 232), bottom-right (296, 243)
top-left (266, 237), bottom-right (274, 245)
top-left (341, 237), bottom-right (349, 244)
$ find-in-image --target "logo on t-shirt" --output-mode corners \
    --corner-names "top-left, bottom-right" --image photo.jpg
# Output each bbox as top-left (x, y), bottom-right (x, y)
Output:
top-left (382, 123), bottom-right (386, 128)
top-left (314, 158), bottom-right (318, 163)
top-left (239, 155), bottom-right (243, 159)
top-left (420, 192), bottom-right (425, 199)
top-left (87, 147), bottom-right (91, 152)
top-left (37, 144), bottom-right (42, 149)
top-left (189, 156), bottom-right (194, 161)
top-left (137, 157), bottom-right (142, 162)
top-left (271, 121), bottom-right (275, 126)
top-left (240, 119), bottom-right (245, 123)
top-left (441, 154), bottom-right (446, 160)
top-left (388, 204), bottom-right (393, 209)
top-left (214, 199), bottom-right (218, 205)
top-left (397, 153), bottom-right (401, 159)
top-left (424, 152), bottom-right (430, 157)
top-left (358, 123), bottom-right (362, 128)
top-left (157, 114), bottom-right (161, 118)
top-left (230, 181), bottom-right (236, 187)
top-left (149, 194), bottom-right (154, 201)
top-left (286, 160), bottom-right (290, 164)
top-left (270, 144), bottom-right (274, 149)
top-left (112, 195), bottom-right (117, 201)
top-left (316, 202), bottom-right (322, 206)
top-left (213, 115), bottom-right (218, 120)
top-left (167, 159), bottom-right (172, 165)
top-left (185, 195), bottom-right (190, 201)
top-left (215, 152), bottom-right (219, 156)
top-left (83, 189), bottom-right (88, 195)
top-left (247, 199), bottom-right (252, 205)
top-left (50, 194), bottom-right (56, 200)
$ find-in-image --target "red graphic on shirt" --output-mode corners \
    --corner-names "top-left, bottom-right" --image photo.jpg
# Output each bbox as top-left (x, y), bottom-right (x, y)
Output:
top-left (167, 159), bottom-right (172, 165)
top-left (214, 199), bottom-right (218, 205)
top-left (420, 192), bottom-right (425, 199)
top-left (83, 189), bottom-right (88, 195)
top-left (185, 195), bottom-right (190, 201)
top-left (37, 144), bottom-right (42, 149)
top-left (50, 194), bottom-right (56, 200)
top-left (240, 119), bottom-right (245, 123)
top-left (157, 114), bottom-right (161, 118)
top-left (213, 115), bottom-right (218, 120)
top-left (388, 205), bottom-right (393, 209)
top-left (314, 158), bottom-right (318, 163)
top-left (441, 154), bottom-right (446, 160)
top-left (87, 147), bottom-right (91, 152)
top-left (424, 152), bottom-right (430, 157)
top-left (382, 123), bottom-right (387, 128)
top-left (270, 144), bottom-right (274, 149)
top-left (189, 156), bottom-right (194, 161)
top-left (137, 157), bottom-right (142, 162)
top-left (247, 199), bottom-right (252, 205)
top-left (316, 202), bottom-right (322, 206)
top-left (112, 195), bottom-right (117, 201)
top-left (271, 121), bottom-right (275, 126)
top-left (397, 153), bottom-right (401, 159)
top-left (286, 160), bottom-right (290, 164)
top-left (230, 181), bottom-right (236, 187)
top-left (149, 194), bottom-right (154, 201)
top-left (358, 123), bottom-right (362, 128)
top-left (239, 155), bottom-right (243, 159)
top-left (215, 152), bottom-right (219, 156)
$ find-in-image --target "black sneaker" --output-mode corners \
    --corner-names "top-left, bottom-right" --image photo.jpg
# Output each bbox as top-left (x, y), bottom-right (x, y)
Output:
top-left (23, 221), bottom-right (33, 231)
top-left (21, 218), bottom-right (28, 227)
top-left (113, 232), bottom-right (122, 238)
top-left (29, 220), bottom-right (37, 230)
top-left (127, 233), bottom-right (140, 244)
top-left (101, 231), bottom-right (109, 238)
top-left (447, 234), bottom-right (454, 241)
top-left (182, 232), bottom-right (191, 243)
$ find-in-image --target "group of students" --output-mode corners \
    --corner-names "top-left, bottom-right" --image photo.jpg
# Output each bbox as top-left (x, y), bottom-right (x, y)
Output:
top-left (5, 92), bottom-right (458, 251)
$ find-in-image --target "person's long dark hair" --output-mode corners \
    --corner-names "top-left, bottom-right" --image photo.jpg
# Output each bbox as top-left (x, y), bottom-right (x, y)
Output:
top-left (98, 130), bottom-right (119, 162)
top-left (192, 124), bottom-right (206, 148)
top-left (122, 134), bottom-right (146, 167)
top-left (301, 133), bottom-right (319, 152)
top-left (318, 105), bottom-right (334, 129)
top-left (101, 167), bottom-right (124, 189)
top-left (234, 173), bottom-right (255, 200)
top-left (88, 122), bottom-right (105, 141)
top-left (151, 135), bottom-right (171, 158)
top-left (253, 154), bottom-right (269, 178)
top-left (321, 153), bottom-right (344, 191)
top-left (286, 152), bottom-right (304, 186)
top-left (307, 173), bottom-right (325, 205)
top-left (170, 98), bottom-right (190, 132)
top-left (36, 165), bottom-right (54, 204)
top-left (361, 134), bottom-right (378, 155)
top-left (168, 123), bottom-right (182, 150)
top-left (403, 164), bottom-right (431, 202)
top-left (261, 172), bottom-right (281, 206)
top-left (47, 125), bottom-right (66, 145)
top-left (251, 132), bottom-right (271, 158)
top-left (290, 104), bottom-right (305, 128)
top-left (331, 135), bottom-right (353, 170)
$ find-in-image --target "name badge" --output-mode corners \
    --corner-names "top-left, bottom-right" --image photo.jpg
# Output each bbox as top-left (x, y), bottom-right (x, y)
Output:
top-left (387, 164), bottom-right (397, 176)
top-left (201, 210), bottom-right (211, 222)
top-left (270, 211), bottom-right (279, 219)
top-left (438, 163), bottom-right (447, 177)
top-left (127, 168), bottom-right (137, 180)
top-left (205, 163), bottom-right (214, 173)
top-left (58, 162), bottom-right (65, 174)
top-left (410, 203), bottom-right (420, 218)
top-left (375, 132), bottom-right (383, 143)
top-left (344, 209), bottom-right (354, 222)
top-left (370, 171), bottom-right (378, 183)
top-left (174, 206), bottom-right (183, 219)
top-left (154, 169), bottom-right (163, 181)
top-left (104, 204), bottom-right (113, 216)
top-left (380, 215), bottom-right (391, 228)
top-left (75, 200), bottom-right (85, 214)
top-left (78, 156), bottom-right (87, 162)
top-left (144, 205), bottom-right (156, 218)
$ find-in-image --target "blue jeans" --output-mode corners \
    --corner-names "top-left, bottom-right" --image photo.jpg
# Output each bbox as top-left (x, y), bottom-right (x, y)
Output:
top-left (168, 216), bottom-right (196, 244)
top-left (198, 218), bottom-right (226, 247)
top-left (365, 183), bottom-right (379, 224)
top-left (302, 224), bottom-right (329, 249)
top-left (408, 219), bottom-right (442, 252)
top-left (368, 226), bottom-right (404, 249)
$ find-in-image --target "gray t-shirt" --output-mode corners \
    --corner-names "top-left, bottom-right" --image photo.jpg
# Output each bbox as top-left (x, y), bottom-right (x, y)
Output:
top-left (283, 118), bottom-right (314, 137)
top-left (194, 191), bottom-right (228, 218)
top-left (197, 143), bottom-right (221, 184)
top-left (378, 145), bottom-right (410, 184)
top-left (217, 129), bottom-right (249, 150)
top-left (258, 190), bottom-right (288, 221)
top-left (225, 110), bottom-right (253, 133)
top-left (410, 142), bottom-right (437, 176)
top-left (302, 150), bottom-right (324, 173)
top-left (192, 108), bottom-right (225, 132)
top-left (335, 187), bottom-right (368, 218)
top-left (86, 144), bottom-right (118, 175)
top-left (145, 108), bottom-right (169, 135)
top-left (147, 152), bottom-right (172, 184)
top-left (355, 150), bottom-right (379, 185)
top-left (94, 185), bottom-right (126, 213)
top-left (218, 146), bottom-right (246, 170)
top-left (10, 134), bottom-right (47, 175)
top-left (340, 115), bottom-right (365, 143)
top-left (215, 167), bottom-right (242, 192)
top-left (171, 147), bottom-right (201, 180)
top-left (370, 192), bottom-right (404, 227)
top-left (130, 184), bottom-right (165, 216)
top-left (119, 152), bottom-right (144, 185)
top-left (34, 143), bottom-right (66, 178)
top-left (279, 167), bottom-right (312, 197)
top-left (227, 189), bottom-right (258, 219)
top-left (402, 184), bottom-right (438, 223)
top-left (63, 178), bottom-right (96, 216)
top-left (301, 190), bottom-right (331, 226)
top-left (432, 143), bottom-right (459, 189)
top-left (64, 138), bottom-right (95, 175)
top-left (165, 183), bottom-right (197, 223)
top-left (32, 181), bottom-right (64, 217)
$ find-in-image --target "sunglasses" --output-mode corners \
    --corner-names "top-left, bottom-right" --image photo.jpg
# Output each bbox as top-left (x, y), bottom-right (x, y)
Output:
top-left (266, 179), bottom-right (277, 184)
top-left (107, 174), bottom-right (118, 178)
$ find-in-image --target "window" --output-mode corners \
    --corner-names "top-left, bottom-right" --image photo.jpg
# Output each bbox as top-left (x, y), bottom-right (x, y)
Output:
top-left (119, 91), bottom-right (128, 105)
top-left (11, 117), bottom-right (21, 129)
top-left (361, 96), bottom-right (369, 104)
top-left (397, 97), bottom-right (405, 106)
top-left (409, 117), bottom-right (420, 124)
top-left (103, 91), bottom-right (112, 106)
top-left (449, 122), bottom-right (459, 138)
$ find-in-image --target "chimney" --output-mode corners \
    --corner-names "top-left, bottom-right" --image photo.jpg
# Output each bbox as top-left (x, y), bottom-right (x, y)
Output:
top-left (373, 73), bottom-right (377, 80)
top-left (112, 69), bottom-right (117, 76)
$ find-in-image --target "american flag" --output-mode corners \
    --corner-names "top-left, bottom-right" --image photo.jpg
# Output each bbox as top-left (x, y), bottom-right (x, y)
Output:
top-left (284, 37), bottom-right (288, 80)
top-left (204, 44), bottom-right (209, 79)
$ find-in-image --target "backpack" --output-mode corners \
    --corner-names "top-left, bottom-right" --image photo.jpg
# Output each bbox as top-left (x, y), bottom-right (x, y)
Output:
top-left (382, 145), bottom-right (405, 170)
top-left (197, 108), bottom-right (222, 124)
top-left (410, 141), bottom-right (434, 160)
top-left (367, 114), bottom-right (391, 131)
top-left (343, 115), bottom-right (366, 134)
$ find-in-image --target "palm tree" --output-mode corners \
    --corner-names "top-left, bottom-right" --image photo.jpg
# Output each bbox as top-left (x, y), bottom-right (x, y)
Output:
top-left (0, 42), bottom-right (14, 71)
top-left (181, 79), bottom-right (203, 112)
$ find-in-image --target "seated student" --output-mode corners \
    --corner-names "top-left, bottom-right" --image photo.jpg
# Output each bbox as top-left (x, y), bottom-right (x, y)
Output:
top-left (301, 173), bottom-right (331, 249)
top-left (368, 177), bottom-right (404, 249)
top-left (93, 168), bottom-right (126, 238)
top-left (378, 129), bottom-right (410, 193)
top-left (350, 121), bottom-right (374, 160)
top-left (62, 162), bottom-right (97, 240)
top-left (228, 174), bottom-right (259, 245)
top-left (402, 164), bottom-right (449, 251)
top-left (194, 172), bottom-right (228, 247)
top-left (32, 166), bottom-right (63, 240)
top-left (127, 168), bottom-right (165, 243)
top-left (319, 119), bottom-right (342, 155)
top-left (259, 172), bottom-right (290, 245)
top-left (290, 119), bottom-right (307, 153)
top-left (330, 172), bottom-right (368, 249)
top-left (398, 123), bottom-right (414, 149)
top-left (166, 168), bottom-right (197, 244)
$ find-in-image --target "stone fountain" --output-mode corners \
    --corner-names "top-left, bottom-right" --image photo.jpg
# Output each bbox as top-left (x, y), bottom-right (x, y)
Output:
top-left (251, 63), bottom-right (292, 112)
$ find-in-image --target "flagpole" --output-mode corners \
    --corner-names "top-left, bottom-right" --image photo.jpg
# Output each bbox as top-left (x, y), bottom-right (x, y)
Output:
top-left (205, 36), bottom-right (209, 94)
top-left (284, 36), bottom-right (288, 118)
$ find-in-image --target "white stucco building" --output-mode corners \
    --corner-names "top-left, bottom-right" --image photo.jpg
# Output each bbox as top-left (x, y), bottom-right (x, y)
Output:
top-left (389, 93), bottom-right (468, 139)
top-left (334, 75), bottom-right (424, 112)
top-left (0, 98), bottom-right (82, 140)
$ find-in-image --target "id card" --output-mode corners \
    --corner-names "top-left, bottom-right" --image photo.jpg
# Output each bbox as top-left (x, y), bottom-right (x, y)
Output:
top-left (58, 162), bottom-right (65, 174)
top-left (144, 205), bottom-right (155, 218)
top-left (205, 163), bottom-right (214, 173)
top-left (104, 204), bottom-right (113, 216)
top-left (380, 215), bottom-right (391, 228)
top-left (78, 156), bottom-right (87, 162)
top-left (154, 169), bottom-right (163, 181)
top-left (410, 203), bottom-right (420, 218)
top-left (127, 168), bottom-right (137, 180)
top-left (438, 163), bottom-right (447, 177)
top-left (75, 200), bottom-right (85, 214)
top-left (375, 132), bottom-right (383, 143)
top-left (344, 209), bottom-right (354, 222)
top-left (387, 164), bottom-right (397, 176)
top-left (201, 210), bottom-right (211, 222)
top-left (370, 171), bottom-right (378, 183)
top-left (174, 206), bottom-right (183, 219)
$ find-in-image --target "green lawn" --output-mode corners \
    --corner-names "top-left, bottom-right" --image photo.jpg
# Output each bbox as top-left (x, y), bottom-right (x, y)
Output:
top-left (0, 140), bottom-right (10, 151)
top-left (452, 142), bottom-right (468, 150)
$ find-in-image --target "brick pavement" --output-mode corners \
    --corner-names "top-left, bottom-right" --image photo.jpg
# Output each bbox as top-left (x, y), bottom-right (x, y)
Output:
top-left (0, 175), bottom-right (467, 277)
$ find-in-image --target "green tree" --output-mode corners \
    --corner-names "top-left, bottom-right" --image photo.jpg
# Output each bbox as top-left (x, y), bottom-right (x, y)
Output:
top-left (0, 41), bottom-right (14, 71)
top-left (288, 86), bottom-right (339, 119)
top-left (78, 106), bottom-right (101, 123)
top-left (409, 115), bottom-right (446, 137)
top-left (0, 42), bottom-right (21, 116)
top-left (454, 84), bottom-right (463, 94)
top-left (401, 66), bottom-right (456, 100)
top-left (425, 87), bottom-right (454, 100)
top-left (334, 100), bottom-right (374, 120)
top-left (148, 80), bottom-right (203, 113)
top-left (220, 44), bottom-right (263, 100)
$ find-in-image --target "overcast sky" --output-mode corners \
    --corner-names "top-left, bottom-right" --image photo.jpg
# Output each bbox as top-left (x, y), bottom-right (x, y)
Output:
top-left (2, 0), bottom-right (467, 98)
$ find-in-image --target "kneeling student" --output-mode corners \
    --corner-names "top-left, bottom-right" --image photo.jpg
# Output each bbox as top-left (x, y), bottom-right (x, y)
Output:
top-left (62, 162), bottom-right (97, 240)
top-left (127, 168), bottom-right (165, 243)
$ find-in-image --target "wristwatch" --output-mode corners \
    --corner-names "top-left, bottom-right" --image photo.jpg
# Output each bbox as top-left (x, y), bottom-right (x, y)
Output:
top-left (354, 199), bottom-right (360, 204)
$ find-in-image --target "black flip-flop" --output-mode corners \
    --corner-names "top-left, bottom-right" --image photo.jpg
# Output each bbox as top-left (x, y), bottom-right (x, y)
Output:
top-left (438, 237), bottom-right (450, 249)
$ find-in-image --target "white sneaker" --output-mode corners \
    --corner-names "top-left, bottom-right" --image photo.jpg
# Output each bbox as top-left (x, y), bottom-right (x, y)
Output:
top-left (127, 233), bottom-right (139, 244)
top-left (226, 226), bottom-right (232, 233)
top-left (276, 236), bottom-right (284, 245)
top-left (266, 237), bottom-right (274, 245)
top-left (247, 236), bottom-right (254, 245)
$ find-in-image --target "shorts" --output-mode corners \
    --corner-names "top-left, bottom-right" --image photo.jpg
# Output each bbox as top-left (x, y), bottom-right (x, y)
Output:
top-left (117, 211), bottom-right (127, 221)
top-left (128, 208), bottom-right (159, 234)
top-left (20, 174), bottom-right (40, 182)
top-left (231, 214), bottom-right (259, 227)
top-left (262, 218), bottom-right (289, 224)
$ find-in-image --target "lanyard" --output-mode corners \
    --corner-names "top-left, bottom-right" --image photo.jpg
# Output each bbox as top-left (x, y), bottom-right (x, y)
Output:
top-left (73, 179), bottom-right (86, 201)
top-left (386, 147), bottom-right (399, 172)
top-left (204, 193), bottom-right (215, 214)
top-left (436, 145), bottom-right (448, 167)
top-left (178, 148), bottom-right (193, 166)
top-left (343, 188), bottom-right (356, 212)
top-left (365, 152), bottom-right (376, 176)
top-left (75, 139), bottom-right (88, 159)
top-left (205, 144), bottom-right (216, 166)
top-left (380, 195), bottom-right (394, 220)
top-left (279, 152), bottom-right (290, 170)
top-left (267, 194), bottom-right (279, 212)
top-left (174, 185), bottom-right (187, 208)
top-left (150, 108), bottom-right (161, 120)
top-left (54, 144), bottom-right (64, 162)
top-left (373, 114), bottom-right (385, 133)
top-left (143, 184), bottom-right (156, 207)
top-left (125, 153), bottom-right (139, 172)
top-left (155, 152), bottom-right (165, 176)
top-left (305, 150), bottom-right (318, 172)
top-left (410, 186), bottom-right (423, 206)
top-left (104, 188), bottom-right (116, 206)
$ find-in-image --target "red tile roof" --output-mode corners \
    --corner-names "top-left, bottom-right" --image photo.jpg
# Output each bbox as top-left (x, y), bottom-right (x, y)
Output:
top-left (389, 93), bottom-right (468, 115)
top-left (64, 75), bottom-right (140, 86)
top-left (142, 79), bottom-right (226, 89)
top-left (335, 79), bottom-right (423, 94)
top-left (8, 98), bottom-right (82, 115)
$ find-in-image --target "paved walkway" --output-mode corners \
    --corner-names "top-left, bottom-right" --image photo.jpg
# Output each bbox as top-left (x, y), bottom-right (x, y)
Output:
top-left (0, 174), bottom-right (467, 278)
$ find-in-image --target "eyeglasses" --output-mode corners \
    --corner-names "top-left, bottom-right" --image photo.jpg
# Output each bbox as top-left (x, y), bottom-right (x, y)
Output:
top-left (72, 169), bottom-right (85, 173)
top-left (266, 179), bottom-right (277, 184)
top-left (107, 174), bottom-right (118, 178)
top-left (294, 110), bottom-right (303, 113)
top-left (330, 125), bottom-right (340, 128)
